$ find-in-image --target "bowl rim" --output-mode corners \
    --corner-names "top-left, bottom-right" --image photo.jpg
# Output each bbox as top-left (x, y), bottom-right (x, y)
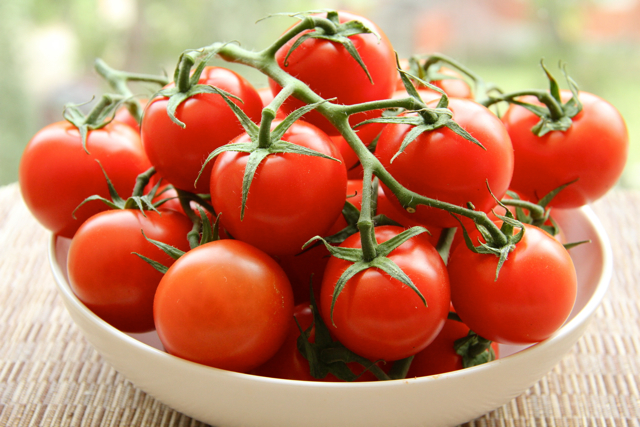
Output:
top-left (48, 205), bottom-right (613, 389)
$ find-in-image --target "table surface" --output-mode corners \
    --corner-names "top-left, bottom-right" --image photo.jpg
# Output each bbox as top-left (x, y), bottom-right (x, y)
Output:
top-left (1, 182), bottom-right (639, 427)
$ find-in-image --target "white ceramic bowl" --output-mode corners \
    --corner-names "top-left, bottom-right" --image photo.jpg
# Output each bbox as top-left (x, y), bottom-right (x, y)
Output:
top-left (49, 206), bottom-right (612, 427)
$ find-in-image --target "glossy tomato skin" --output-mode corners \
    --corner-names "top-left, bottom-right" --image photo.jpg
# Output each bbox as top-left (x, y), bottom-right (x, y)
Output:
top-left (448, 224), bottom-right (577, 345)
top-left (141, 66), bottom-right (263, 193)
top-left (19, 121), bottom-right (152, 238)
top-left (210, 120), bottom-right (347, 256)
top-left (67, 209), bottom-right (192, 333)
top-left (250, 303), bottom-right (319, 381)
top-left (320, 226), bottom-right (450, 362)
top-left (502, 90), bottom-right (628, 208)
top-left (153, 239), bottom-right (294, 373)
top-left (269, 11), bottom-right (397, 135)
top-left (376, 98), bottom-right (514, 228)
top-left (406, 311), bottom-right (499, 378)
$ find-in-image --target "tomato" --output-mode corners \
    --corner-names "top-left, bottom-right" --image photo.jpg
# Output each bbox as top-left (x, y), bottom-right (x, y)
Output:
top-left (319, 226), bottom-right (450, 362)
top-left (250, 303), bottom-right (318, 380)
top-left (19, 120), bottom-right (152, 238)
top-left (448, 223), bottom-right (577, 344)
top-left (406, 311), bottom-right (499, 378)
top-left (502, 90), bottom-right (628, 208)
top-left (376, 98), bottom-right (514, 228)
top-left (251, 303), bottom-right (379, 381)
top-left (67, 209), bottom-right (192, 333)
top-left (210, 120), bottom-right (347, 256)
top-left (141, 66), bottom-right (263, 193)
top-left (114, 99), bottom-right (148, 132)
top-left (269, 11), bottom-right (397, 135)
top-left (153, 239), bottom-right (294, 373)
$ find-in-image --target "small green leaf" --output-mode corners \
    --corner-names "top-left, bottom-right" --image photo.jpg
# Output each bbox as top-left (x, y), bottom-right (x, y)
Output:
top-left (371, 256), bottom-right (426, 307)
top-left (140, 229), bottom-right (186, 260)
top-left (132, 252), bottom-right (169, 274)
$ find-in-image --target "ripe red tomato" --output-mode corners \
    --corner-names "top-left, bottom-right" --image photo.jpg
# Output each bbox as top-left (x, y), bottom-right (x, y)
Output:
top-left (251, 303), bottom-right (379, 381)
top-left (376, 98), bottom-right (514, 228)
top-left (153, 239), bottom-right (294, 373)
top-left (269, 11), bottom-right (397, 135)
top-left (114, 99), bottom-right (148, 132)
top-left (502, 90), bottom-right (628, 208)
top-left (19, 120), bottom-right (152, 238)
top-left (406, 311), bottom-right (499, 378)
top-left (210, 120), bottom-right (347, 256)
top-left (448, 223), bottom-right (577, 344)
top-left (141, 66), bottom-right (263, 193)
top-left (67, 209), bottom-right (192, 333)
top-left (319, 226), bottom-right (450, 362)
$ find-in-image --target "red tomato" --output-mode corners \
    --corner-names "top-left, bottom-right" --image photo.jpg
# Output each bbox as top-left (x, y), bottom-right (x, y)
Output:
top-left (153, 239), bottom-right (294, 373)
top-left (406, 312), bottom-right (499, 378)
top-left (269, 11), bottom-right (397, 135)
top-left (114, 99), bottom-right (148, 132)
top-left (251, 303), bottom-right (379, 381)
top-left (448, 224), bottom-right (577, 344)
top-left (210, 120), bottom-right (347, 256)
top-left (251, 303), bottom-right (318, 380)
top-left (141, 66), bottom-right (263, 193)
top-left (19, 121), bottom-right (152, 238)
top-left (67, 209), bottom-right (192, 333)
top-left (319, 226), bottom-right (450, 361)
top-left (502, 90), bottom-right (628, 208)
top-left (376, 98), bottom-right (514, 228)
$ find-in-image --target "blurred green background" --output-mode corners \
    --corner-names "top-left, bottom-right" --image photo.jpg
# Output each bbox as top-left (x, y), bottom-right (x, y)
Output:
top-left (2, 0), bottom-right (640, 188)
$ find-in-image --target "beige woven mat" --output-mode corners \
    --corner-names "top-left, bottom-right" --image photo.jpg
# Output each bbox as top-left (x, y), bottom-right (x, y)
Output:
top-left (1, 181), bottom-right (638, 427)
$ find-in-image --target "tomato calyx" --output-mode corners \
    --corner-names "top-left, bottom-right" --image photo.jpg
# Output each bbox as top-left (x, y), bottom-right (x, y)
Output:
top-left (358, 60), bottom-right (483, 163)
top-left (448, 312), bottom-right (496, 368)
top-left (453, 196), bottom-right (525, 280)
top-left (63, 94), bottom-right (124, 154)
top-left (153, 45), bottom-right (237, 128)
top-left (133, 211), bottom-right (222, 273)
top-left (73, 163), bottom-right (162, 218)
top-left (199, 88), bottom-right (341, 220)
top-left (306, 226), bottom-right (430, 325)
top-left (271, 10), bottom-right (380, 84)
top-left (295, 289), bottom-right (408, 381)
top-left (408, 53), bottom-right (503, 105)
top-left (485, 60), bottom-right (583, 137)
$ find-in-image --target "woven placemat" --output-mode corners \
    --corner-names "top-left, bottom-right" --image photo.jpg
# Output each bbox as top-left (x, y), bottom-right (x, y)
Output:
top-left (0, 181), bottom-right (638, 427)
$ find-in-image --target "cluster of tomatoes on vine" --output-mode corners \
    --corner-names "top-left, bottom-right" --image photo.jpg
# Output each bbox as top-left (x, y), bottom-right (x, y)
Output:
top-left (19, 10), bottom-right (628, 381)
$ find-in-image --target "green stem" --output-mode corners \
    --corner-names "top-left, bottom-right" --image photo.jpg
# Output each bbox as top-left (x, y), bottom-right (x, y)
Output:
top-left (176, 189), bottom-right (203, 249)
top-left (358, 167), bottom-right (378, 262)
top-left (176, 54), bottom-right (197, 93)
top-left (419, 53), bottom-right (502, 105)
top-left (485, 89), bottom-right (565, 120)
top-left (94, 59), bottom-right (168, 123)
top-left (500, 199), bottom-right (546, 221)
top-left (199, 34), bottom-right (510, 250)
top-left (131, 167), bottom-right (156, 198)
top-left (435, 227), bottom-right (457, 265)
top-left (84, 94), bottom-right (120, 125)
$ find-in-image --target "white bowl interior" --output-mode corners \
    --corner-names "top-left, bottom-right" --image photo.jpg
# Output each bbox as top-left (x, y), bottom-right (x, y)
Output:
top-left (49, 206), bottom-right (612, 427)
